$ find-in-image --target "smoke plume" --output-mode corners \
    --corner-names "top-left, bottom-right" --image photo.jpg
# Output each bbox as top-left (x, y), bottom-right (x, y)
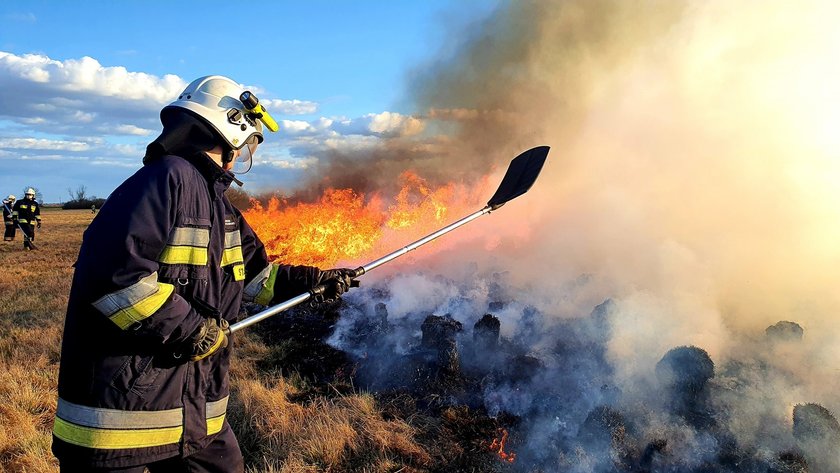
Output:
top-left (310, 0), bottom-right (840, 470)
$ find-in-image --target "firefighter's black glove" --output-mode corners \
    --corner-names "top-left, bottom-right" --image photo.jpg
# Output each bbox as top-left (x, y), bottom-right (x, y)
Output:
top-left (182, 318), bottom-right (228, 361)
top-left (316, 268), bottom-right (356, 302)
top-left (36, 221), bottom-right (41, 229)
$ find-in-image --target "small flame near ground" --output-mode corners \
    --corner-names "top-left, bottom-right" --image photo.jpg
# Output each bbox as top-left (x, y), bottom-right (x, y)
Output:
top-left (488, 428), bottom-right (516, 463)
top-left (244, 171), bottom-right (491, 267)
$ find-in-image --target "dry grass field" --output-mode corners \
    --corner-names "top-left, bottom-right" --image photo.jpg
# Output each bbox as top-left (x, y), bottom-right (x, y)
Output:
top-left (0, 210), bottom-right (441, 473)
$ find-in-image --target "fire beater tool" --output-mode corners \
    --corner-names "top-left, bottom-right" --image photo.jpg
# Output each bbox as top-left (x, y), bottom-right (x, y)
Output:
top-left (227, 145), bottom-right (550, 334)
top-left (3, 201), bottom-right (38, 250)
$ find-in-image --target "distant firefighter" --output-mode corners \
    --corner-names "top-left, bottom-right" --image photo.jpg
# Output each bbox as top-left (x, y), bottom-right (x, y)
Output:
top-left (12, 188), bottom-right (40, 250)
top-left (2, 194), bottom-right (16, 241)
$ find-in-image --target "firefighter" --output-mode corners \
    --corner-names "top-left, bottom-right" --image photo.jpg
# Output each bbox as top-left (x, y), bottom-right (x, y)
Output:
top-left (12, 188), bottom-right (40, 249)
top-left (3, 194), bottom-right (15, 241)
top-left (52, 75), bottom-right (356, 472)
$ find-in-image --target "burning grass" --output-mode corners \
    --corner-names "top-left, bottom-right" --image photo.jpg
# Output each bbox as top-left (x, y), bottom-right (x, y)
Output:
top-left (243, 171), bottom-right (489, 268)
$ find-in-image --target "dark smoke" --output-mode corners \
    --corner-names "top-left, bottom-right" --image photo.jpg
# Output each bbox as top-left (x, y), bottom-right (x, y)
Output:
top-left (298, 0), bottom-right (688, 198)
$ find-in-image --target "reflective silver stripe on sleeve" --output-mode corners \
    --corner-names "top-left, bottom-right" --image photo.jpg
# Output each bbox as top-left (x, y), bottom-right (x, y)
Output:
top-left (224, 231), bottom-right (242, 249)
top-left (168, 227), bottom-right (210, 247)
top-left (242, 264), bottom-right (272, 301)
top-left (93, 272), bottom-right (160, 317)
top-left (56, 398), bottom-right (183, 429)
top-left (206, 396), bottom-right (229, 419)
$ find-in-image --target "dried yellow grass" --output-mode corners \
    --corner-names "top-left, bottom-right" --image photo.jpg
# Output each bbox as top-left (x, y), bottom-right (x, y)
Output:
top-left (0, 208), bottom-right (84, 473)
top-left (232, 376), bottom-right (430, 472)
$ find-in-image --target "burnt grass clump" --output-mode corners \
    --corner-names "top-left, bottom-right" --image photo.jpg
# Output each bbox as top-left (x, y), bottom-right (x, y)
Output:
top-left (250, 300), bottom-right (527, 471)
top-left (766, 321), bottom-right (805, 342)
top-left (248, 291), bottom-right (838, 472)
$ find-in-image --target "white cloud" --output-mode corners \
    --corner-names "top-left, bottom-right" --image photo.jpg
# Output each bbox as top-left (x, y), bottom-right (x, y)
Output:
top-left (256, 157), bottom-right (318, 169)
top-left (280, 119), bottom-right (316, 134)
top-left (72, 110), bottom-right (96, 123)
top-left (262, 98), bottom-right (319, 115)
top-left (113, 124), bottom-right (154, 136)
top-left (0, 138), bottom-right (90, 151)
top-left (17, 153), bottom-right (88, 161)
top-left (0, 52), bottom-right (185, 103)
top-left (113, 144), bottom-right (144, 156)
top-left (331, 111), bottom-right (425, 137)
top-left (0, 50), bottom-right (436, 200)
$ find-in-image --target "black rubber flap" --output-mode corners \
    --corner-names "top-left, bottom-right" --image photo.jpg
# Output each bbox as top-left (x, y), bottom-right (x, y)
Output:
top-left (486, 146), bottom-right (550, 208)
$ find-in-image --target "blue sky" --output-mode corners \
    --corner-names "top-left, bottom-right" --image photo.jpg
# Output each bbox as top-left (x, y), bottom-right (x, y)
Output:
top-left (0, 1), bottom-right (501, 202)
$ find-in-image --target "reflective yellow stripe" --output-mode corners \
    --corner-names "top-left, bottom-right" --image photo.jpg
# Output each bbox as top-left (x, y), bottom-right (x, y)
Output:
top-left (92, 273), bottom-right (175, 330)
top-left (53, 417), bottom-right (183, 449)
top-left (207, 414), bottom-right (225, 435)
top-left (53, 398), bottom-right (184, 449)
top-left (206, 396), bottom-right (228, 435)
top-left (108, 284), bottom-right (174, 329)
top-left (159, 246), bottom-right (208, 265)
top-left (220, 246), bottom-right (244, 266)
top-left (222, 232), bottom-right (243, 268)
top-left (56, 398), bottom-right (182, 429)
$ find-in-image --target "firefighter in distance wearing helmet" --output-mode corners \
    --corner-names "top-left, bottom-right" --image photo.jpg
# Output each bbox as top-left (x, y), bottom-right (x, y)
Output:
top-left (52, 75), bottom-right (357, 472)
top-left (3, 194), bottom-right (16, 241)
top-left (12, 188), bottom-right (40, 249)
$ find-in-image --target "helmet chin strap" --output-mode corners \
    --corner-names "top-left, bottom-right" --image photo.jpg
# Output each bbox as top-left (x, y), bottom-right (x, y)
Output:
top-left (217, 146), bottom-right (244, 187)
top-left (223, 146), bottom-right (236, 165)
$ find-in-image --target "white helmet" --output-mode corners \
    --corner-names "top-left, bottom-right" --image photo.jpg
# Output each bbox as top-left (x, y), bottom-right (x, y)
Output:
top-left (25, 188), bottom-right (35, 196)
top-left (165, 75), bottom-right (266, 151)
top-left (6, 194), bottom-right (14, 201)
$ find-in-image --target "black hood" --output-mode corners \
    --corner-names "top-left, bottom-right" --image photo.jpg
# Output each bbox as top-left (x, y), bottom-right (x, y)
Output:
top-left (143, 108), bottom-right (223, 165)
top-left (144, 108), bottom-right (242, 188)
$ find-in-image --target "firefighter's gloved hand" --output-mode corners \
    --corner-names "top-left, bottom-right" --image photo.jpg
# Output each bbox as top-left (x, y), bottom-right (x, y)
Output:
top-left (36, 221), bottom-right (41, 229)
top-left (184, 318), bottom-right (228, 361)
top-left (316, 268), bottom-right (356, 301)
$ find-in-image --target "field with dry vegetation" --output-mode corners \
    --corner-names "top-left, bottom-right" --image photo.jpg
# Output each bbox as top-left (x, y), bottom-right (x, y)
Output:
top-left (0, 210), bottom-right (501, 473)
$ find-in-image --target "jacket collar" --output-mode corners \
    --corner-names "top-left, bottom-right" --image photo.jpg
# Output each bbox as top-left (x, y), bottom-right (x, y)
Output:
top-left (182, 152), bottom-right (235, 197)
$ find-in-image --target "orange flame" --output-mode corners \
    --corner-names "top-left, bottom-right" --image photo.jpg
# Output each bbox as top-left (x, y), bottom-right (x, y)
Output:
top-left (243, 171), bottom-right (490, 268)
top-left (489, 428), bottom-right (517, 463)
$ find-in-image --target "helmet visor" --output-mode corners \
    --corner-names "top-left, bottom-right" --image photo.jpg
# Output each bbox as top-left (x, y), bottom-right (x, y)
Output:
top-left (232, 136), bottom-right (258, 175)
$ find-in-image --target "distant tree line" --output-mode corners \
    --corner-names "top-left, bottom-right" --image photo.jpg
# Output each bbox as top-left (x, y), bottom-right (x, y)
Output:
top-left (63, 185), bottom-right (106, 210)
top-left (58, 186), bottom-right (276, 211)
top-left (225, 187), bottom-right (288, 211)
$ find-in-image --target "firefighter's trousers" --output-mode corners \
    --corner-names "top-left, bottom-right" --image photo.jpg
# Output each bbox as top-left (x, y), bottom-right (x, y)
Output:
top-left (58, 423), bottom-right (244, 473)
top-left (20, 223), bottom-right (34, 249)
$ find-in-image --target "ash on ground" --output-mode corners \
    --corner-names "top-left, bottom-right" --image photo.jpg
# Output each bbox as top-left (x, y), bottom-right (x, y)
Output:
top-left (250, 273), bottom-right (839, 473)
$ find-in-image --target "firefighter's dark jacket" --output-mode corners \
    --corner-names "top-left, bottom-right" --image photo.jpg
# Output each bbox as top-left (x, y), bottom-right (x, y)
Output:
top-left (12, 197), bottom-right (40, 224)
top-left (2, 200), bottom-right (14, 223)
top-left (53, 153), bottom-right (321, 467)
